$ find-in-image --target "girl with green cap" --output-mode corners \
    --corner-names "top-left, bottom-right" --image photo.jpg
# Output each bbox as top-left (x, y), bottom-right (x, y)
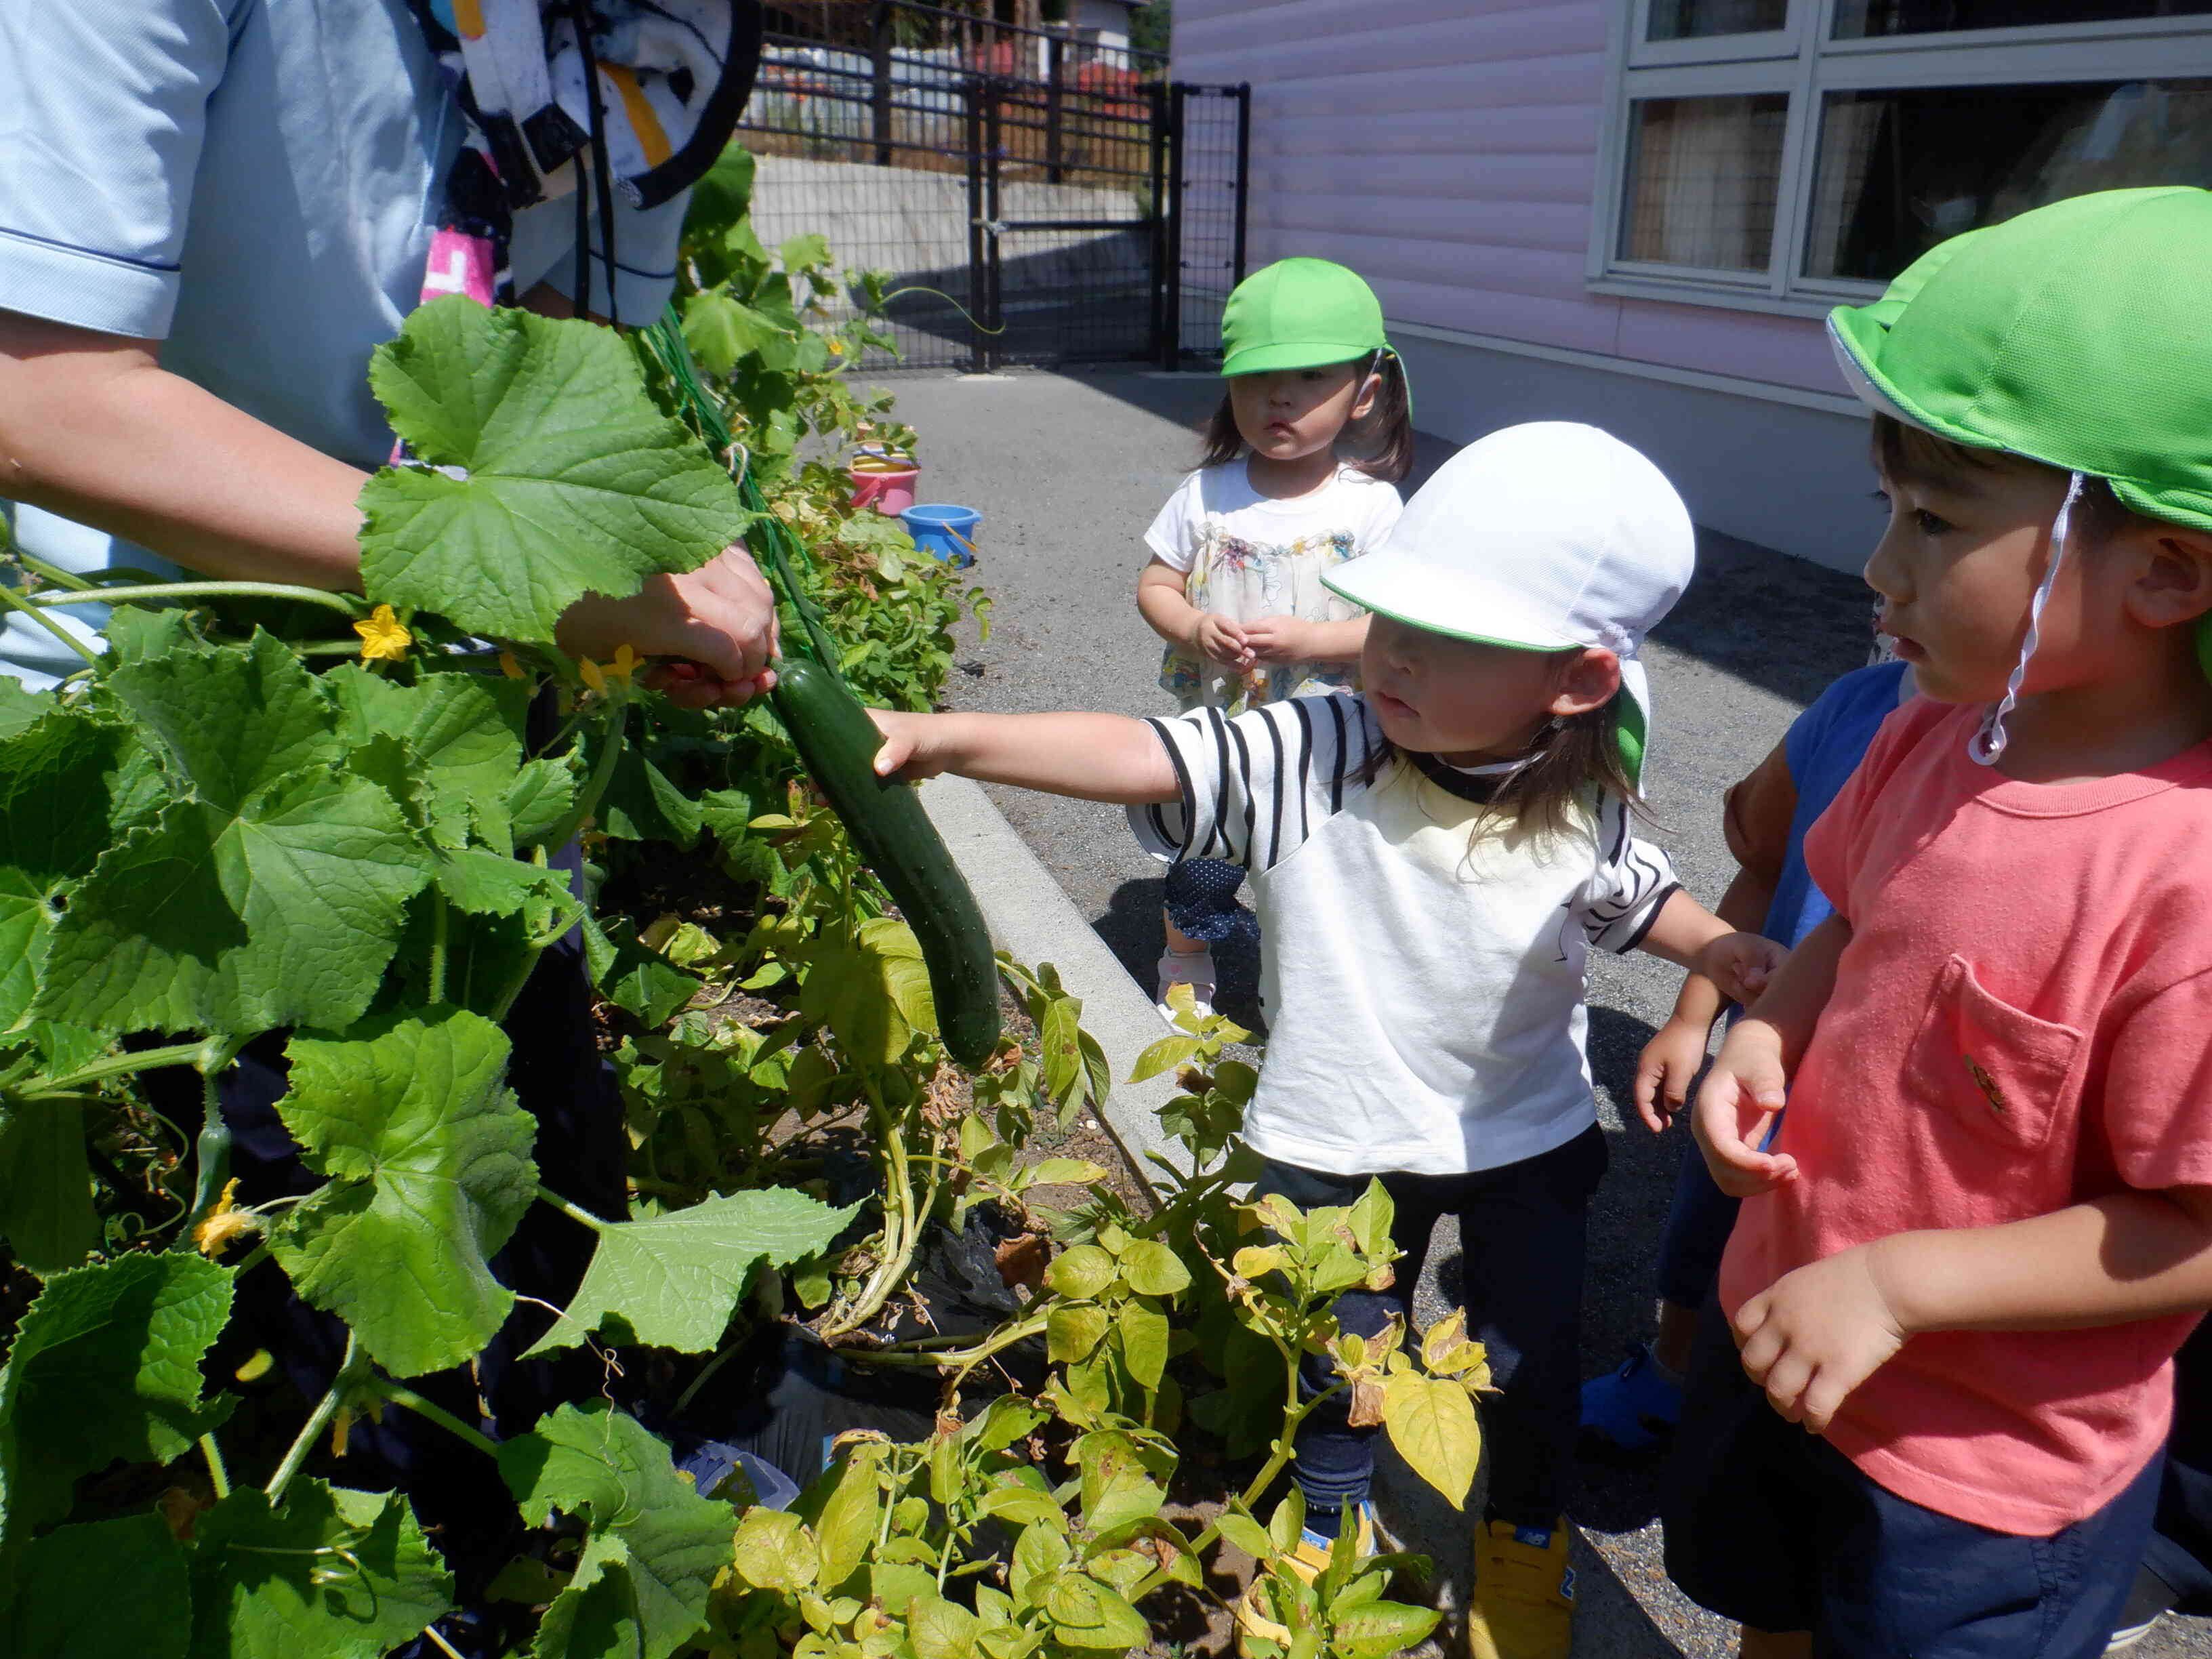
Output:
top-left (1670, 187), bottom-right (2212, 1659)
top-left (1134, 258), bottom-right (1414, 1023)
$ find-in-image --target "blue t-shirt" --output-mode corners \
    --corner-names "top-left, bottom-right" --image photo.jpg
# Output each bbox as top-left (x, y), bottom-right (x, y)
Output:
top-left (0, 0), bottom-right (691, 687)
top-left (1762, 660), bottom-right (1911, 947)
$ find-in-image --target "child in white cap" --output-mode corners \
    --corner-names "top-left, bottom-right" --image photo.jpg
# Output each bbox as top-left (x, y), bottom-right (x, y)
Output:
top-left (872, 421), bottom-right (1777, 1659)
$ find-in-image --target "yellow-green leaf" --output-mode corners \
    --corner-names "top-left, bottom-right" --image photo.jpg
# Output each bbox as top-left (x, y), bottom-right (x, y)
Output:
top-left (1380, 1370), bottom-right (1480, 1510)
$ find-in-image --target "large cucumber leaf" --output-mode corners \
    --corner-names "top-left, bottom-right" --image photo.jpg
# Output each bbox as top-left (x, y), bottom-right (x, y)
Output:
top-left (359, 298), bottom-right (753, 644)
top-left (268, 1008), bottom-right (537, 1377)
top-left (186, 1482), bottom-right (451, 1659)
top-left (0, 709), bottom-right (129, 1029)
top-left (327, 663), bottom-right (533, 852)
top-left (0, 1098), bottom-right (97, 1277)
top-left (498, 1402), bottom-right (732, 1659)
top-left (35, 634), bottom-right (429, 1036)
top-left (1, 1513), bottom-right (189, 1659)
top-left (527, 1187), bottom-right (857, 1357)
top-left (0, 1253), bottom-right (232, 1553)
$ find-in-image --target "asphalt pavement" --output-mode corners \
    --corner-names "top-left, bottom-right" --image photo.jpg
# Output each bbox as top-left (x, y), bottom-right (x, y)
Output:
top-left (880, 365), bottom-right (2212, 1658)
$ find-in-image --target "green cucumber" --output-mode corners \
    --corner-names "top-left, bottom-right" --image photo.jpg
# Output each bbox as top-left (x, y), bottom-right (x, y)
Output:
top-left (771, 657), bottom-right (1002, 1069)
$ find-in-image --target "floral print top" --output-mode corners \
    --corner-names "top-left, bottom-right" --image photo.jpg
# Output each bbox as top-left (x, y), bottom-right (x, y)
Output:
top-left (1143, 463), bottom-right (1404, 716)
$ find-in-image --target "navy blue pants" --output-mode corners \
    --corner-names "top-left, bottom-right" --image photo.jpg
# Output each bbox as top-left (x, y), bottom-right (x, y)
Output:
top-left (1258, 1126), bottom-right (1607, 1534)
top-left (1664, 1294), bottom-right (2160, 1655)
top-left (1656, 1134), bottom-right (1742, 1309)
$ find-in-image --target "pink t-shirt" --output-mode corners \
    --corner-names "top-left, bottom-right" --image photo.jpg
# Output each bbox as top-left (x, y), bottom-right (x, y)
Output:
top-left (1719, 697), bottom-right (2212, 1536)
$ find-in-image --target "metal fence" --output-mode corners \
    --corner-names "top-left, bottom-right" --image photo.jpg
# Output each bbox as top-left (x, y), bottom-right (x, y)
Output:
top-left (737, 1), bottom-right (1247, 370)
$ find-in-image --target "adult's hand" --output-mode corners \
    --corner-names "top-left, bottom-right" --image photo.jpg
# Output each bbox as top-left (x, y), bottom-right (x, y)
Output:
top-left (556, 542), bottom-right (781, 708)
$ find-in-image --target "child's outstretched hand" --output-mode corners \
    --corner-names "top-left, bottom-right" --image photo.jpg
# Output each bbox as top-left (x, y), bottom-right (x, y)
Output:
top-left (1633, 1015), bottom-right (1712, 1134)
top-left (1241, 615), bottom-right (1313, 663)
top-left (1190, 613), bottom-right (1253, 670)
top-left (1694, 930), bottom-right (1786, 1006)
top-left (868, 709), bottom-right (949, 779)
top-left (1734, 1245), bottom-right (1909, 1433)
top-left (1692, 1027), bottom-right (1798, 1197)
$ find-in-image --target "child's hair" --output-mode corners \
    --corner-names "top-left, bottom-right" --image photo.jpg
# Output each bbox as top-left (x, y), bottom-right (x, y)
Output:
top-left (1360, 665), bottom-right (1647, 838)
top-left (1870, 413), bottom-right (2132, 544)
top-left (1197, 351), bottom-right (1416, 483)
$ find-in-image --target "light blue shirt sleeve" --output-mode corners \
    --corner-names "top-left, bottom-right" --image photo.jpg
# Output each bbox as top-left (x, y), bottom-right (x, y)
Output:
top-left (0, 0), bottom-right (242, 340)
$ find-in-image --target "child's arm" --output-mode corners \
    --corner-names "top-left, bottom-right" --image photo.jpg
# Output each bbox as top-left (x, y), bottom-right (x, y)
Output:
top-left (1136, 558), bottom-right (1250, 669)
top-left (1635, 889), bottom-right (1787, 1004)
top-left (870, 709), bottom-right (1180, 805)
top-left (1633, 738), bottom-right (1794, 1131)
top-left (1738, 1185), bottom-right (2212, 1434)
top-left (1691, 912), bottom-right (1851, 1197)
top-left (1242, 613), bottom-right (1371, 665)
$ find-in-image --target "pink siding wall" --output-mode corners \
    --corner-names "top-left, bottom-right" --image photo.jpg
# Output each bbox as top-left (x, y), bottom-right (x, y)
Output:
top-left (1172, 0), bottom-right (1837, 394)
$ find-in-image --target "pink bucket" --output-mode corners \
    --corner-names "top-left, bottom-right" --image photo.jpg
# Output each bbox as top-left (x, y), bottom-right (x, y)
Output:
top-left (849, 455), bottom-right (920, 516)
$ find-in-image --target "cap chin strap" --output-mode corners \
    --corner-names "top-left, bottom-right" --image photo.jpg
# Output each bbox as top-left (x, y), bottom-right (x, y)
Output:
top-left (1969, 470), bottom-right (2084, 767)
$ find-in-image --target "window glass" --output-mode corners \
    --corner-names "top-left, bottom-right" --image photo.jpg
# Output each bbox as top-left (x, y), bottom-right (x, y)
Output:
top-left (1647, 0), bottom-right (1789, 40)
top-left (1620, 94), bottom-right (1790, 269)
top-left (1832, 0), bottom-right (2212, 40)
top-left (1804, 78), bottom-right (2212, 279)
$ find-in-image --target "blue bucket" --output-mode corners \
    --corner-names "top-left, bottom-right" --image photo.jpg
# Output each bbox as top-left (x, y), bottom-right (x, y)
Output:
top-left (899, 503), bottom-right (981, 567)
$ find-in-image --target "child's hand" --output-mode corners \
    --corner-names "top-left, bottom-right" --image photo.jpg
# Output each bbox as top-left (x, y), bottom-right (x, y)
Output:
top-left (868, 709), bottom-right (952, 779)
top-left (1695, 930), bottom-right (1787, 1006)
top-left (1734, 1246), bottom-right (1908, 1433)
top-left (1242, 615), bottom-right (1313, 662)
top-left (1692, 1031), bottom-right (1798, 1197)
top-left (1633, 1016), bottom-right (1712, 1134)
top-left (1189, 613), bottom-right (1253, 669)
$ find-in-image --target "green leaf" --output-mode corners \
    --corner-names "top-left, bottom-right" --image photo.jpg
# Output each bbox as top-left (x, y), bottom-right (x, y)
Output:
top-left (106, 632), bottom-right (337, 816)
top-left (1116, 1299), bottom-right (1168, 1392)
top-left (811, 1441), bottom-right (884, 1594)
top-left (778, 232), bottom-right (834, 272)
top-left (0, 1253), bottom-right (232, 1552)
top-left (0, 710), bottom-right (127, 1027)
top-left (682, 292), bottom-right (787, 378)
top-left (3, 1512), bottom-right (188, 1659)
top-left (499, 1401), bottom-right (733, 1659)
top-left (1332, 1599), bottom-right (1443, 1659)
top-left (187, 1483), bottom-right (452, 1659)
top-left (682, 144), bottom-right (757, 249)
top-left (1380, 1370), bottom-right (1480, 1511)
top-left (597, 740), bottom-right (705, 848)
top-left (1214, 1512), bottom-right (1276, 1562)
top-left (1046, 1304), bottom-right (1109, 1366)
top-left (527, 1187), bottom-right (857, 1355)
top-left (436, 846), bottom-right (585, 928)
top-left (1119, 1240), bottom-right (1191, 1298)
top-left (268, 1008), bottom-right (537, 1377)
top-left (800, 918), bottom-right (936, 1066)
top-left (0, 1099), bottom-right (96, 1276)
top-left (729, 1508), bottom-right (820, 1595)
top-left (588, 917), bottom-right (703, 1027)
top-left (1042, 1244), bottom-right (1115, 1301)
top-left (0, 675), bottom-right (50, 743)
top-left (36, 764), bottom-right (429, 1038)
top-left (1127, 1034), bottom-right (1201, 1084)
top-left (906, 1593), bottom-right (979, 1659)
top-left (328, 665), bottom-right (531, 851)
top-left (506, 757), bottom-right (580, 852)
top-left (1037, 996), bottom-right (1083, 1101)
top-left (360, 298), bottom-right (752, 644)
top-left (1048, 1577), bottom-right (1149, 1650)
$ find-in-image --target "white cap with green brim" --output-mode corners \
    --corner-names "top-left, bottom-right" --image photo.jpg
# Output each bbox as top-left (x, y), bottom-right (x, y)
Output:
top-left (1322, 422), bottom-right (1696, 785)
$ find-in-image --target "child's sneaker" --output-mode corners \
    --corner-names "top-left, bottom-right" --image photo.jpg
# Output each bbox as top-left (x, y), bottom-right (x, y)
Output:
top-left (1154, 949), bottom-right (1216, 1027)
top-left (1467, 1517), bottom-right (1574, 1659)
top-left (1234, 1502), bottom-right (1378, 1653)
top-left (1578, 1343), bottom-right (1683, 1453)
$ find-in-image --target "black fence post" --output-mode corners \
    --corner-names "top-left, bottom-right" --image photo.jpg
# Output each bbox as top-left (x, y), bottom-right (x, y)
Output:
top-left (983, 79), bottom-right (1005, 371)
top-left (1163, 83), bottom-right (1187, 371)
top-left (966, 75), bottom-right (989, 374)
top-left (1233, 82), bottom-right (1252, 287)
top-left (1045, 33), bottom-right (1066, 184)
top-left (870, 1), bottom-right (894, 165)
top-left (1148, 79), bottom-right (1170, 367)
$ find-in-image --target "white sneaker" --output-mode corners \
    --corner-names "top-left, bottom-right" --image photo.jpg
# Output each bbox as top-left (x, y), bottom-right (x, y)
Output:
top-left (1154, 950), bottom-right (1216, 1028)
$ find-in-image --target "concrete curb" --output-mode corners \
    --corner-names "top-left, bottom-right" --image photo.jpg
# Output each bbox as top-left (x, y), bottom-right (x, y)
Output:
top-left (917, 775), bottom-right (1192, 1194)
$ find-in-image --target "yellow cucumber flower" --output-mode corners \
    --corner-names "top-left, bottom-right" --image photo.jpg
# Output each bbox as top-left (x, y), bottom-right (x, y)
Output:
top-left (354, 604), bottom-right (413, 662)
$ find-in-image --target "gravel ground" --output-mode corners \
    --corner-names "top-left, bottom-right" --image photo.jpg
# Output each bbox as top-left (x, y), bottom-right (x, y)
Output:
top-left (878, 365), bottom-right (2212, 1658)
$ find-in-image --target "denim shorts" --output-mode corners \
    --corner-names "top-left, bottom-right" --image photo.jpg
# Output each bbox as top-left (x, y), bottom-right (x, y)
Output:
top-left (1662, 1297), bottom-right (2160, 1656)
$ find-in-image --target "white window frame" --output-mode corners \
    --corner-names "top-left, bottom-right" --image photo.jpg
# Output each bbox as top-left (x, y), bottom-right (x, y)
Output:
top-left (1588, 0), bottom-right (2212, 318)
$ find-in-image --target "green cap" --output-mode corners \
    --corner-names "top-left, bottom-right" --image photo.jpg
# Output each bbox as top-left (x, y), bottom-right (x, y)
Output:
top-left (1221, 258), bottom-right (1392, 377)
top-left (1827, 186), bottom-right (2212, 536)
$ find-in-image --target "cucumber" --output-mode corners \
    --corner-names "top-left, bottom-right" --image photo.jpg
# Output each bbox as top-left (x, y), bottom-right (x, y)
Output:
top-left (771, 657), bottom-right (1002, 1069)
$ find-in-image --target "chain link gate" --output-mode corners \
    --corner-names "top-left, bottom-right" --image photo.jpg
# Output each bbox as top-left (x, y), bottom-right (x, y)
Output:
top-left (741, 3), bottom-right (1248, 371)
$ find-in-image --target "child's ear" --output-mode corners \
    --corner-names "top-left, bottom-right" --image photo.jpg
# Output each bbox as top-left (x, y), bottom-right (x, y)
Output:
top-left (1549, 648), bottom-right (1622, 718)
top-left (2128, 525), bottom-right (2212, 632)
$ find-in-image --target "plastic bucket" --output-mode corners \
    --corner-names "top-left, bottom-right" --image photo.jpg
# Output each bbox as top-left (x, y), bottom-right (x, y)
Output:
top-left (899, 504), bottom-right (982, 567)
top-left (848, 455), bottom-right (920, 516)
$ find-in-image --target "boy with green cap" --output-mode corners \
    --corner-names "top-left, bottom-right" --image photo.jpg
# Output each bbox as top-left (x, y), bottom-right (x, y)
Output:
top-left (1668, 187), bottom-right (2212, 1657)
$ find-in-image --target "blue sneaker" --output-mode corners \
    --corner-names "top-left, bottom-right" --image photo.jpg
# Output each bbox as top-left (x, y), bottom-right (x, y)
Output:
top-left (1579, 1344), bottom-right (1682, 1452)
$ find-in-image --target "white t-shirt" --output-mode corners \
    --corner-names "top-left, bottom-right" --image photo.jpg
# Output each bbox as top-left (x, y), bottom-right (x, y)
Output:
top-left (1130, 695), bottom-right (1681, 1176)
top-left (1144, 464), bottom-right (1402, 714)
